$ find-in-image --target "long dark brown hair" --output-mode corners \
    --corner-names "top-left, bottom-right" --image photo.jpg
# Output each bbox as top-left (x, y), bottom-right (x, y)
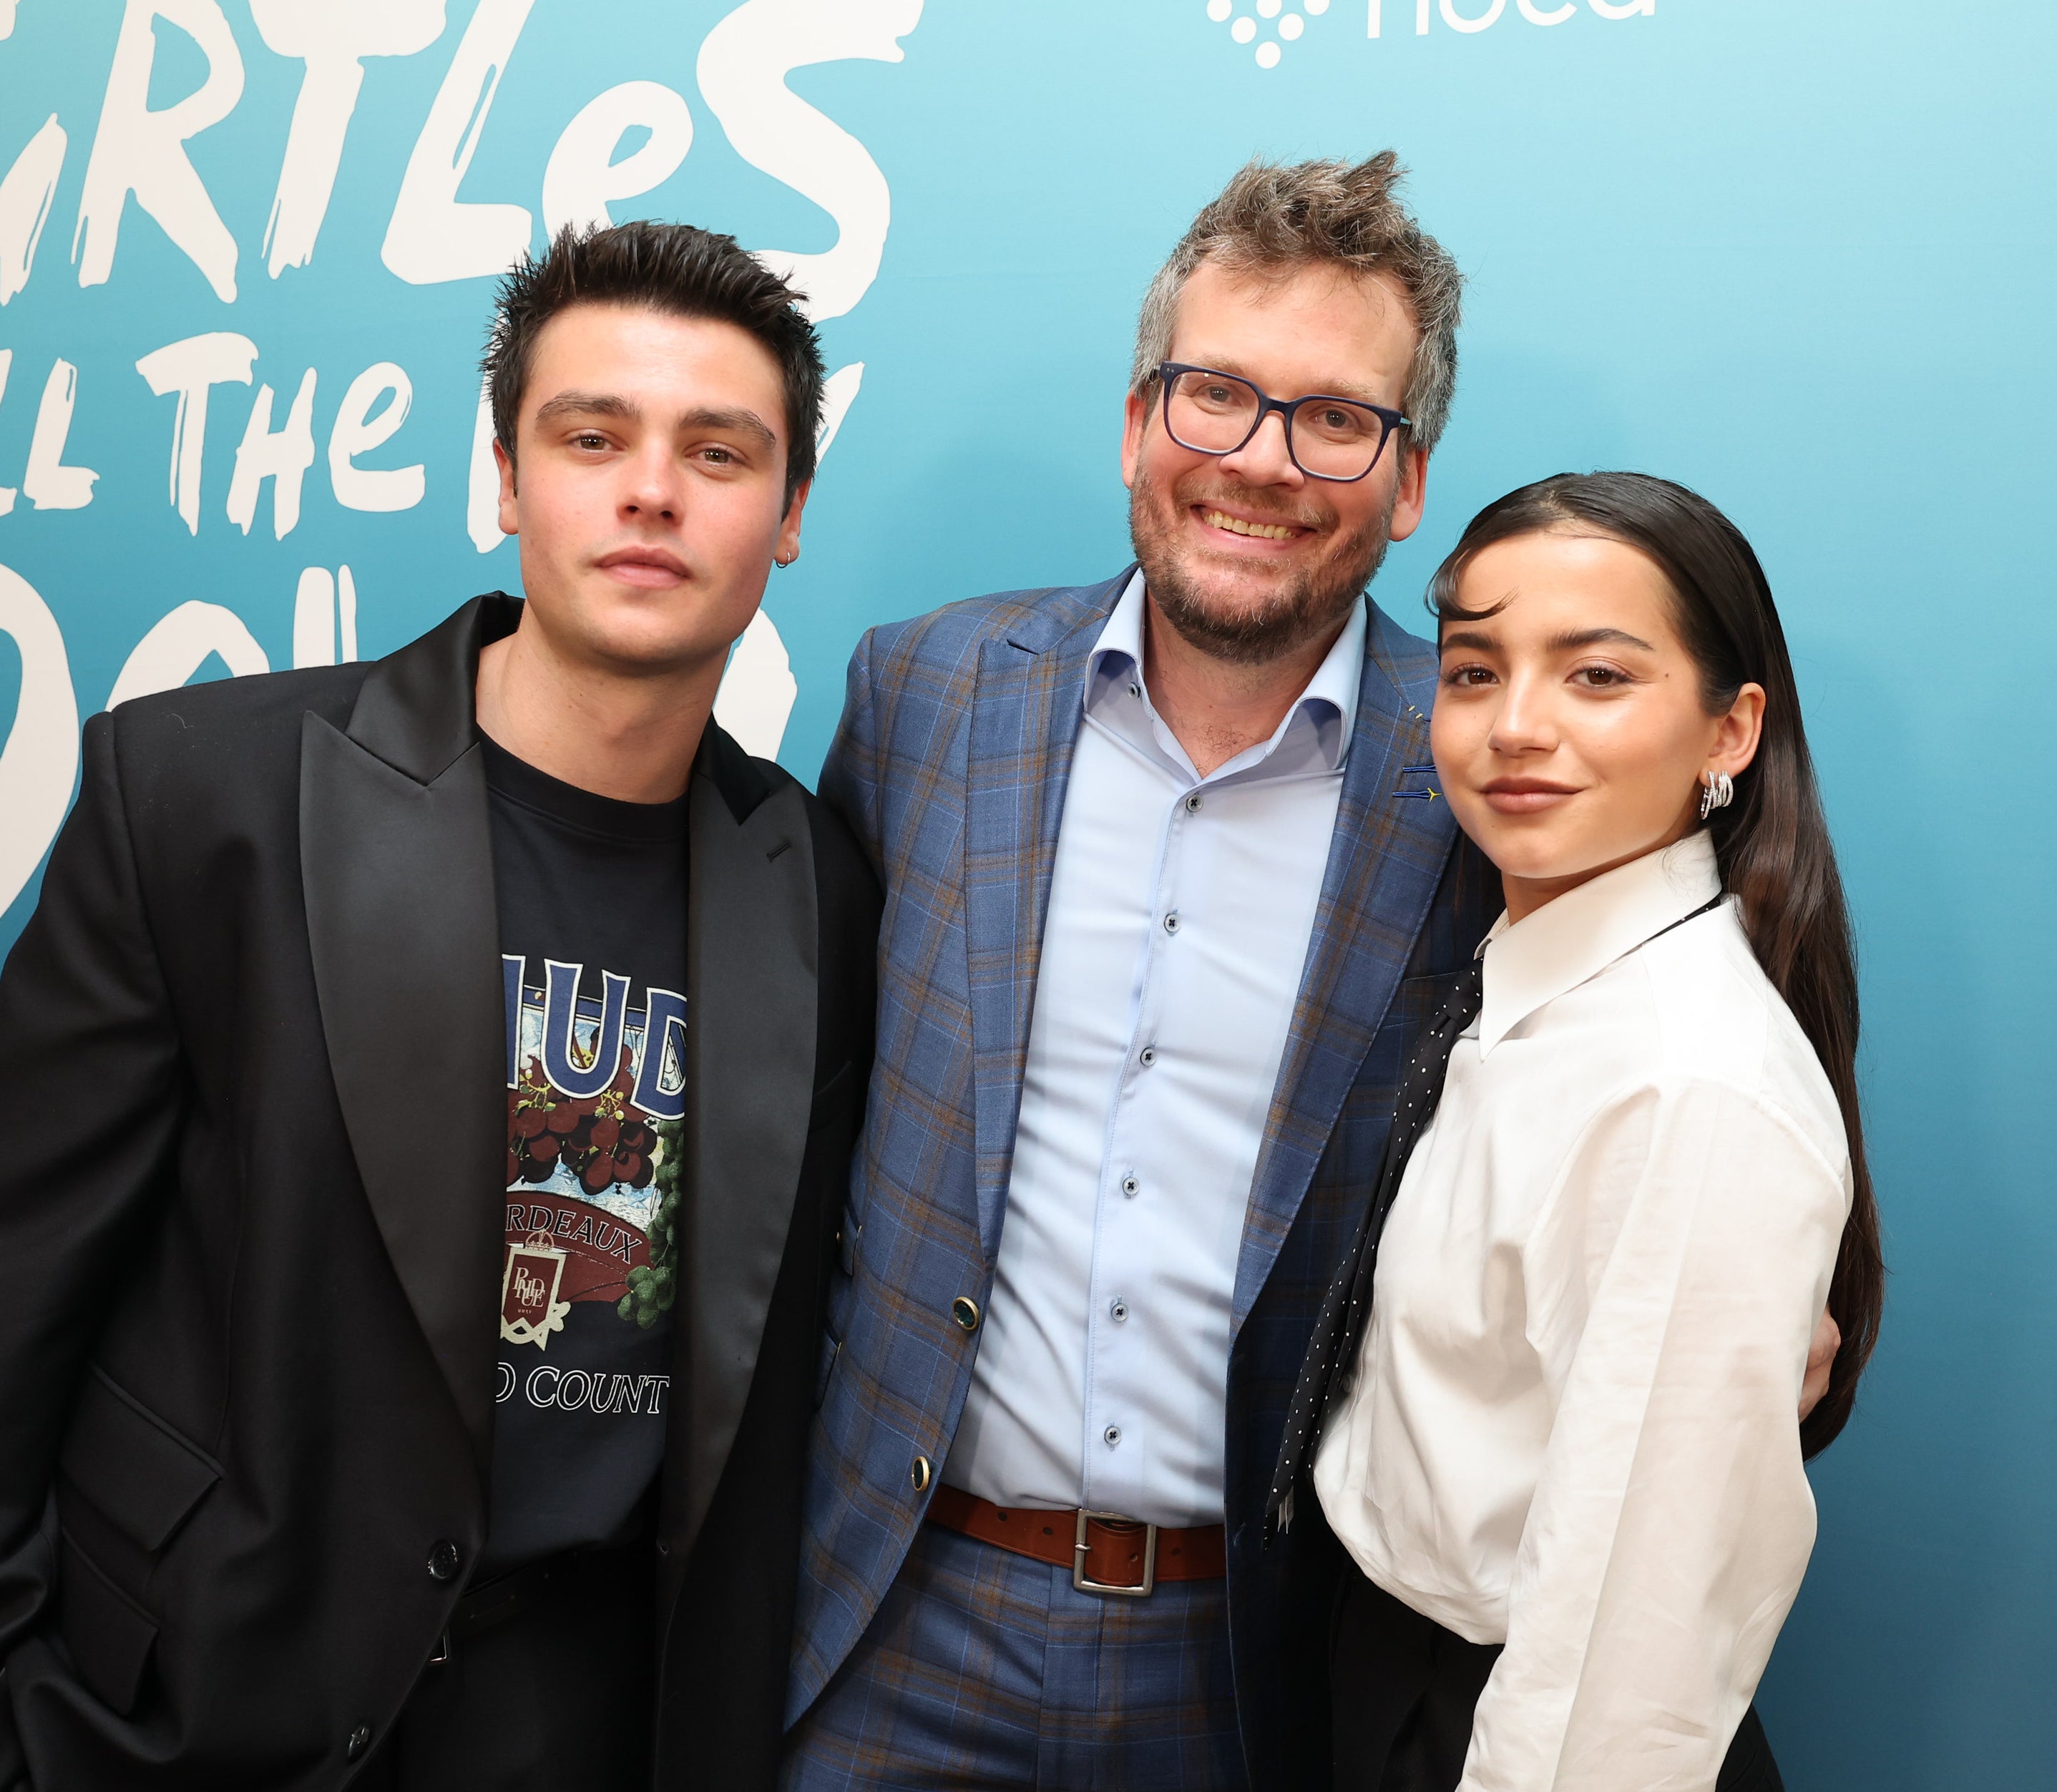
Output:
top-left (1430, 471), bottom-right (1882, 1455)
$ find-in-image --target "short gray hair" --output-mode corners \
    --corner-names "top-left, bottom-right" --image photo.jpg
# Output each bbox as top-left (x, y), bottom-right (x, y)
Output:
top-left (1130, 153), bottom-right (1463, 459)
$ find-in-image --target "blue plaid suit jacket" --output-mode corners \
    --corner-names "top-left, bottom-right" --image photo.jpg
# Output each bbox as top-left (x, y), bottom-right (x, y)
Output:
top-left (798, 569), bottom-right (1498, 1785)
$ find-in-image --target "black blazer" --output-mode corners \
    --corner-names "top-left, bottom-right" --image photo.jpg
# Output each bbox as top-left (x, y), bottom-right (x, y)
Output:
top-left (0, 595), bottom-right (879, 1789)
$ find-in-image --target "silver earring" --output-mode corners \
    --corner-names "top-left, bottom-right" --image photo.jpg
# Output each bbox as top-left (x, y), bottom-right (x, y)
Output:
top-left (1698, 770), bottom-right (1734, 821)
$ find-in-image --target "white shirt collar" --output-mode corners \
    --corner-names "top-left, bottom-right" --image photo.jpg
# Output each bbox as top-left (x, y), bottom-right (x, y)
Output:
top-left (1083, 570), bottom-right (1365, 780)
top-left (1476, 830), bottom-right (1725, 1058)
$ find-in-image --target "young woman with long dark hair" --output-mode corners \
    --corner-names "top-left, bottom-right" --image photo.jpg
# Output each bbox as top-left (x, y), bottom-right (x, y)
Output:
top-left (1294, 472), bottom-right (1882, 1791)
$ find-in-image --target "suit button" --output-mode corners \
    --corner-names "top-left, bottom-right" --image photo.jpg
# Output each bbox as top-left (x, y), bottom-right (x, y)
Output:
top-left (346, 1724), bottom-right (373, 1761)
top-left (950, 1296), bottom-right (980, 1332)
top-left (910, 1454), bottom-right (932, 1493)
top-left (427, 1539), bottom-right (461, 1582)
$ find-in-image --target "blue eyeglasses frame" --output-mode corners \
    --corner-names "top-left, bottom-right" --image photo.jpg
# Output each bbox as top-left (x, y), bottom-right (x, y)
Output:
top-left (1155, 361), bottom-right (1411, 484)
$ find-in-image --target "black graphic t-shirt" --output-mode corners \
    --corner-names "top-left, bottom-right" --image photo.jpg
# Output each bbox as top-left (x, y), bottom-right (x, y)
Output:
top-left (482, 736), bottom-right (687, 1575)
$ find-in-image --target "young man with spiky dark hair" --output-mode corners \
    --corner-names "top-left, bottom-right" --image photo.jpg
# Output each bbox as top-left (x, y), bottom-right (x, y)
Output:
top-left (0, 222), bottom-right (877, 1791)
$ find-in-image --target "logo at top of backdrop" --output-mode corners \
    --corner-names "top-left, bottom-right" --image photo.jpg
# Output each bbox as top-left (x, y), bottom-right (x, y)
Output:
top-left (1203, 0), bottom-right (1654, 70)
top-left (0, 0), bottom-right (924, 921)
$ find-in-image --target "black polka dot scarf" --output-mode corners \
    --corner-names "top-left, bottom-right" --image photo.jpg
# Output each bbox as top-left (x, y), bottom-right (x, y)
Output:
top-left (1266, 956), bottom-right (1486, 1539)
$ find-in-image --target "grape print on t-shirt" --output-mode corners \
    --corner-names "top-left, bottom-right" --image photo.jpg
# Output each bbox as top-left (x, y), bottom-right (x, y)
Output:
top-left (500, 956), bottom-right (685, 1352)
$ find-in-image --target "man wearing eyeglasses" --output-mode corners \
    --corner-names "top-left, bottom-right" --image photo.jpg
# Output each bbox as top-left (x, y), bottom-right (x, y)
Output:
top-left (783, 155), bottom-right (1839, 1791)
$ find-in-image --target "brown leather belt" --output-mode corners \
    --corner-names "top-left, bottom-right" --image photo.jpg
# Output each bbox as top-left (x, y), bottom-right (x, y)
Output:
top-left (926, 1484), bottom-right (1226, 1596)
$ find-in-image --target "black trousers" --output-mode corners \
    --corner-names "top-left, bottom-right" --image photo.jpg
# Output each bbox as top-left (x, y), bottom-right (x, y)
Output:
top-left (1331, 1567), bottom-right (1784, 1792)
top-left (359, 1543), bottom-right (657, 1792)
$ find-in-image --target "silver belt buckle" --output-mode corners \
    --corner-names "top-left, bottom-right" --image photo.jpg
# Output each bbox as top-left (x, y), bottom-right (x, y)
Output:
top-left (1073, 1508), bottom-right (1157, 1597)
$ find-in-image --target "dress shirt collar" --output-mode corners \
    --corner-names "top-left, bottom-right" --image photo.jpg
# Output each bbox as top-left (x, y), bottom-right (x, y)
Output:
top-left (1476, 829), bottom-right (1725, 1058)
top-left (1083, 570), bottom-right (1365, 783)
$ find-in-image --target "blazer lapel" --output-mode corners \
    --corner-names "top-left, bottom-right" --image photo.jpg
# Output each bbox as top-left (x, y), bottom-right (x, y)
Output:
top-left (300, 595), bottom-right (519, 1471)
top-left (666, 726), bottom-right (818, 1562)
top-left (960, 573), bottom-right (1127, 1260)
top-left (1231, 607), bottom-right (1459, 1336)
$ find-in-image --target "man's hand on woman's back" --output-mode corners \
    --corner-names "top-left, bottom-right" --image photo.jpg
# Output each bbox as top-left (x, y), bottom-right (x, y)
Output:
top-left (1801, 1313), bottom-right (1842, 1424)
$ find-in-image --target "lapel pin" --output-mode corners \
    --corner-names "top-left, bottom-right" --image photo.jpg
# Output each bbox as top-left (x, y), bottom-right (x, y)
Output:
top-left (1391, 763), bottom-right (1441, 803)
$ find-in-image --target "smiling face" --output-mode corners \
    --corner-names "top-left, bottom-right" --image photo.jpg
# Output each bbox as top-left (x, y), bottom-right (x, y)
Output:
top-left (495, 300), bottom-right (806, 677)
top-left (1120, 258), bottom-right (1429, 664)
top-left (1430, 529), bottom-right (1766, 921)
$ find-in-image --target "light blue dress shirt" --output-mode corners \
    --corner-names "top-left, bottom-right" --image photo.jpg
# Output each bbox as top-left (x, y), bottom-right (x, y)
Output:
top-left (948, 572), bottom-right (1364, 1528)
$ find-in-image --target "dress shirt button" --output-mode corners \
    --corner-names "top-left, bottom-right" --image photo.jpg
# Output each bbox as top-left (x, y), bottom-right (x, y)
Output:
top-left (1138, 1046), bottom-right (1157, 1067)
top-left (1121, 1175), bottom-right (1139, 1198)
top-left (1110, 1301), bottom-right (1129, 1323)
top-left (951, 1296), bottom-right (981, 1332)
top-left (1103, 1426), bottom-right (1122, 1446)
top-left (1184, 793), bottom-right (1203, 813)
top-left (426, 1539), bottom-right (461, 1582)
top-left (1163, 913), bottom-right (1180, 934)
top-left (345, 1725), bottom-right (373, 1761)
top-left (910, 1454), bottom-right (932, 1492)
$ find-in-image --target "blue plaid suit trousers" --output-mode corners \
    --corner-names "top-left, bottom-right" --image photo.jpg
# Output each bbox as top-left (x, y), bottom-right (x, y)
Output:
top-left (783, 1522), bottom-right (1244, 1791)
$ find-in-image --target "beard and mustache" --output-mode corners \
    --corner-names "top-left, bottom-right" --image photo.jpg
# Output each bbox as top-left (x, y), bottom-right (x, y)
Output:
top-left (1128, 463), bottom-right (1399, 667)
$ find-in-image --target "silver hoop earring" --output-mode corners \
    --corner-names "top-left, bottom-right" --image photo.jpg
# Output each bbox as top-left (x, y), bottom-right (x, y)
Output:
top-left (1698, 770), bottom-right (1734, 822)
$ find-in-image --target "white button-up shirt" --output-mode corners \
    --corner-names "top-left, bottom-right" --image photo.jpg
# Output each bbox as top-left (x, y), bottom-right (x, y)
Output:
top-left (948, 572), bottom-right (1364, 1529)
top-left (1315, 831), bottom-right (1852, 1791)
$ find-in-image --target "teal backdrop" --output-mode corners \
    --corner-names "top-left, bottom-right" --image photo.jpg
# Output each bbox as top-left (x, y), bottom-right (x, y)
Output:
top-left (1, 3), bottom-right (2051, 1783)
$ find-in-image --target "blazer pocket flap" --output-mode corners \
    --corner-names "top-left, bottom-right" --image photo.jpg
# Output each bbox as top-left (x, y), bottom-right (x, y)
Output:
top-left (58, 1370), bottom-right (220, 1554)
top-left (57, 1532), bottom-right (158, 1717)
